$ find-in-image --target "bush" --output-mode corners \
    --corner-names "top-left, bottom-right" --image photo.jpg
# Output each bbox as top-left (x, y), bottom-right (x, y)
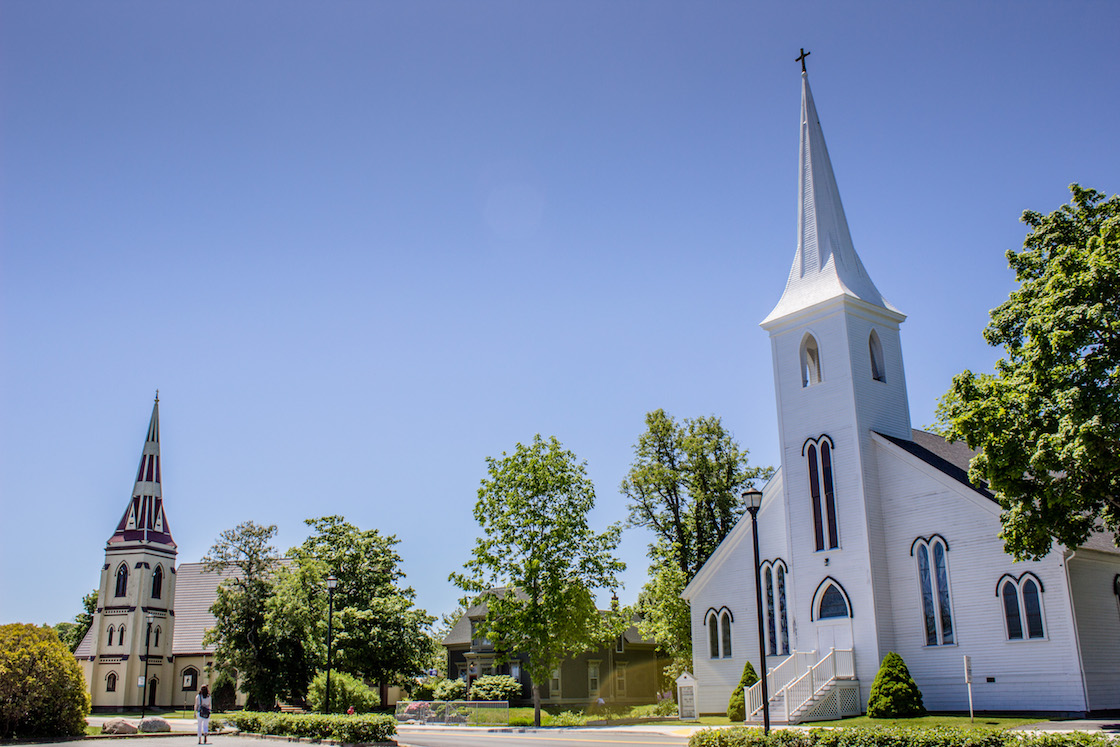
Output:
top-left (211, 670), bottom-right (237, 713)
top-left (549, 711), bottom-right (588, 726)
top-left (726, 660), bottom-right (759, 721)
top-left (468, 674), bottom-right (523, 701)
top-left (228, 711), bottom-right (395, 743)
top-left (411, 677), bottom-right (440, 701)
top-left (866, 652), bottom-right (924, 718)
top-left (307, 670), bottom-right (380, 714)
top-left (432, 677), bottom-right (467, 701)
top-left (0, 624), bottom-right (91, 739)
top-left (688, 727), bottom-right (1117, 747)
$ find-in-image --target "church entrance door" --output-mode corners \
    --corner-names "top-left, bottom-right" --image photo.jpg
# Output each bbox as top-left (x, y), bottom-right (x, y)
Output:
top-left (815, 621), bottom-right (852, 656)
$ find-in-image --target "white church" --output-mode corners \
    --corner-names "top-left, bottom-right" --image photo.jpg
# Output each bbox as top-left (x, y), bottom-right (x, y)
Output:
top-left (681, 69), bottom-right (1120, 720)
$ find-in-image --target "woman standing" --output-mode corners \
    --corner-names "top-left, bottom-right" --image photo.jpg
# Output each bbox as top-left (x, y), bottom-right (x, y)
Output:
top-left (194, 685), bottom-right (212, 744)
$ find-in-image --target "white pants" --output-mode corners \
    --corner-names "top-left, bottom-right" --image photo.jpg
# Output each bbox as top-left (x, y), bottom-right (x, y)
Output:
top-left (197, 717), bottom-right (209, 740)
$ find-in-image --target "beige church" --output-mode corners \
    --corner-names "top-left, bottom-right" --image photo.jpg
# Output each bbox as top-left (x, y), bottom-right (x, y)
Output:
top-left (75, 397), bottom-right (239, 712)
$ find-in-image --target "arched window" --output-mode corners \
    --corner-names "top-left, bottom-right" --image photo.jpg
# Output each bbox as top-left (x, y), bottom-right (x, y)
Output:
top-left (998, 573), bottom-right (1046, 640)
top-left (720, 611), bottom-right (733, 658)
top-left (800, 334), bottom-right (822, 387)
top-left (804, 436), bottom-right (839, 551)
top-left (107, 625), bottom-right (115, 646)
top-left (154, 626), bottom-right (161, 647)
top-left (118, 625), bottom-right (125, 645)
top-left (115, 564), bottom-right (129, 597)
top-left (776, 565), bottom-right (790, 655)
top-left (182, 667), bottom-right (199, 691)
top-left (819, 586), bottom-right (849, 618)
top-left (152, 565), bottom-right (163, 600)
top-left (912, 535), bottom-right (954, 645)
top-left (106, 672), bottom-right (118, 692)
top-left (765, 566), bottom-right (776, 656)
top-left (708, 612), bottom-right (720, 658)
top-left (869, 330), bottom-right (886, 382)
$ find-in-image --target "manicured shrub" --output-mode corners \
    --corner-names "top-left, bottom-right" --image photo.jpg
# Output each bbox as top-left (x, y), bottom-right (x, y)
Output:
top-left (432, 676), bottom-right (467, 701)
top-left (468, 674), bottom-right (523, 701)
top-left (726, 660), bottom-right (760, 721)
top-left (229, 711), bottom-right (395, 743)
top-left (211, 670), bottom-right (237, 713)
top-left (307, 670), bottom-right (380, 713)
top-left (866, 652), bottom-right (924, 718)
top-left (688, 727), bottom-right (1116, 747)
top-left (411, 676), bottom-right (440, 701)
top-left (0, 624), bottom-right (90, 739)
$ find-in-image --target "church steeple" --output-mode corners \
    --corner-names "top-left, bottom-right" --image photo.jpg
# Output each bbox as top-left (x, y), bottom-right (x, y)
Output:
top-left (762, 71), bottom-right (901, 327)
top-left (108, 394), bottom-right (175, 549)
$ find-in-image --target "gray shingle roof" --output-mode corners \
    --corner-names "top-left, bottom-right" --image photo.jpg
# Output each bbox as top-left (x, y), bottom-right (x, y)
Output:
top-left (171, 562), bottom-right (240, 655)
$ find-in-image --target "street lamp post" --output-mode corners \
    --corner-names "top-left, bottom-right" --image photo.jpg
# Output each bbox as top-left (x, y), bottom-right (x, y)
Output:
top-left (744, 489), bottom-right (770, 734)
top-left (325, 575), bottom-right (338, 714)
top-left (141, 613), bottom-right (154, 719)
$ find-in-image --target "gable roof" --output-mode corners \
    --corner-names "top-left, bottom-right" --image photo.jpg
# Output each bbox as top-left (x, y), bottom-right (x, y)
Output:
top-left (877, 429), bottom-right (994, 501)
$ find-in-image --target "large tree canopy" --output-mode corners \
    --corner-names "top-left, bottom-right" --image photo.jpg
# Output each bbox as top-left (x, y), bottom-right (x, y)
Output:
top-left (937, 185), bottom-right (1120, 559)
top-left (54, 589), bottom-right (97, 653)
top-left (451, 435), bottom-right (625, 727)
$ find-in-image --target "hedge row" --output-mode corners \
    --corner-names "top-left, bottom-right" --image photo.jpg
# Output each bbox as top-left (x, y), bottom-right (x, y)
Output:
top-left (228, 711), bottom-right (395, 744)
top-left (689, 727), bottom-right (1116, 747)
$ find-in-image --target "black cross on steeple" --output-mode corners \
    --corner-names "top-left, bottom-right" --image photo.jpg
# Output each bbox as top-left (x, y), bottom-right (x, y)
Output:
top-left (796, 48), bottom-right (811, 73)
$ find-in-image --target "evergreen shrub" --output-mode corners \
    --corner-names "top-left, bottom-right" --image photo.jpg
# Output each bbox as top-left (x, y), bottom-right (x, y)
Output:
top-left (468, 674), bottom-right (523, 701)
top-left (307, 670), bottom-right (380, 713)
top-left (726, 660), bottom-right (759, 721)
top-left (211, 670), bottom-right (237, 712)
top-left (866, 652), bottom-right (924, 718)
top-left (0, 623), bottom-right (91, 739)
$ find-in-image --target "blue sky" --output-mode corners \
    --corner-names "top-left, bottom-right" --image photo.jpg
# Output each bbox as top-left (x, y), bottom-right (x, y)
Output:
top-left (2, 1), bottom-right (1118, 627)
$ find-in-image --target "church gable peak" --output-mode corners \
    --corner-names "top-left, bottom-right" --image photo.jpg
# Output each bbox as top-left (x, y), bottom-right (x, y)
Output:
top-left (763, 71), bottom-right (901, 328)
top-left (108, 395), bottom-right (175, 549)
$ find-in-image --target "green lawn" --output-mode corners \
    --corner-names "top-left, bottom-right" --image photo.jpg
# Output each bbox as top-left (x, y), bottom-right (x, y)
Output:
top-left (684, 715), bottom-right (1040, 729)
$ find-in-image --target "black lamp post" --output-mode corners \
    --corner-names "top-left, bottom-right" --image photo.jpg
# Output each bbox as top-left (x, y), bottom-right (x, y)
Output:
top-left (325, 575), bottom-right (338, 714)
top-left (141, 613), bottom-right (154, 718)
top-left (744, 489), bottom-right (770, 734)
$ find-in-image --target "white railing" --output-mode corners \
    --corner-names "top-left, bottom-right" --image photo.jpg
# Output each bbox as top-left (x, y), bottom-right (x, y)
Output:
top-left (747, 648), bottom-right (855, 723)
top-left (746, 650), bottom-right (815, 720)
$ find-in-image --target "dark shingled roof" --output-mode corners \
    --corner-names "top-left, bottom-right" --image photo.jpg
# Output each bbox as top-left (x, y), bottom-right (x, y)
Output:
top-left (877, 428), bottom-right (994, 501)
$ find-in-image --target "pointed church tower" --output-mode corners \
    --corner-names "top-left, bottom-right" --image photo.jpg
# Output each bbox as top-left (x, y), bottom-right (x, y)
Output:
top-left (760, 69), bottom-right (911, 693)
top-left (87, 395), bottom-right (178, 710)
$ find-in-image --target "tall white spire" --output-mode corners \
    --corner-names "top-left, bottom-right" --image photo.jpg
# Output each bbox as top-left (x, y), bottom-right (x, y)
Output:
top-left (762, 71), bottom-right (901, 327)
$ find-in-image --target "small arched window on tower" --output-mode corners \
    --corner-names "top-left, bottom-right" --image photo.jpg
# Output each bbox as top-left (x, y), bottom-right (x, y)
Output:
top-left (154, 626), bottom-right (161, 647)
top-left (118, 625), bottom-right (126, 645)
top-left (106, 672), bottom-right (118, 692)
top-left (800, 334), bottom-right (822, 387)
top-left (804, 436), bottom-right (839, 551)
top-left (107, 625), bottom-right (115, 646)
top-left (115, 564), bottom-right (129, 597)
top-left (152, 565), bottom-right (163, 600)
top-left (869, 330), bottom-right (886, 382)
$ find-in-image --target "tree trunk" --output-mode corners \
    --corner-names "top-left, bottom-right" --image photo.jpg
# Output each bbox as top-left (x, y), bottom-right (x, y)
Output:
top-left (532, 682), bottom-right (541, 727)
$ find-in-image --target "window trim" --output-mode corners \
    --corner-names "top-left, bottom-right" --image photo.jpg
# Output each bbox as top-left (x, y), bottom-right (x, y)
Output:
top-left (800, 333), bottom-right (822, 387)
top-left (152, 565), bottom-right (163, 600)
top-left (614, 661), bottom-right (627, 697)
top-left (106, 671), bottom-right (118, 692)
top-left (587, 660), bottom-right (600, 695)
top-left (803, 436), bottom-right (839, 551)
top-left (810, 577), bottom-right (853, 621)
top-left (995, 572), bottom-right (1047, 641)
top-left (869, 329), bottom-right (886, 382)
top-left (911, 535), bottom-right (955, 646)
top-left (115, 564), bottom-right (129, 597)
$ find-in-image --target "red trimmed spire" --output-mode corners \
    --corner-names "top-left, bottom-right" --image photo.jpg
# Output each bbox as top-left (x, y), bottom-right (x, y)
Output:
top-left (108, 394), bottom-right (175, 548)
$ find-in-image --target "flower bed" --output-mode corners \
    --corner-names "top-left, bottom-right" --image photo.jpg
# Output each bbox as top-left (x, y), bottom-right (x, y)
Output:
top-left (689, 726), bottom-right (1116, 747)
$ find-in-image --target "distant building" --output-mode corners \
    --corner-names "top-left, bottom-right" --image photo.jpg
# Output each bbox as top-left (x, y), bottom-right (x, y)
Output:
top-left (682, 69), bottom-right (1120, 720)
top-left (442, 596), bottom-right (664, 708)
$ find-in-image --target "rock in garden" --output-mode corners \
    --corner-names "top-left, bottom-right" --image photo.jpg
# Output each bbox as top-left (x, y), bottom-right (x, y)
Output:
top-left (102, 719), bottom-right (138, 734)
top-left (139, 717), bottom-right (171, 733)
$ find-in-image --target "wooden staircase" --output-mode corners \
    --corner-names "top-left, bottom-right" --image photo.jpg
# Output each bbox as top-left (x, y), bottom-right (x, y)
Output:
top-left (745, 648), bottom-right (861, 724)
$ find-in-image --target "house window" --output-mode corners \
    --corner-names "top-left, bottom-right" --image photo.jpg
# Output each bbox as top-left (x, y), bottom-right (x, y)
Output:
top-left (614, 662), bottom-right (627, 697)
top-left (804, 436), bottom-right (838, 551)
top-left (707, 612), bottom-right (720, 658)
top-left (615, 635), bottom-right (625, 654)
top-left (115, 564), bottom-right (129, 597)
top-left (106, 672), bottom-right (118, 692)
top-left (913, 536), bottom-right (954, 645)
top-left (549, 668), bottom-right (561, 699)
top-left (998, 573), bottom-right (1046, 640)
top-left (182, 668), bottom-right (198, 691)
top-left (152, 565), bottom-right (163, 600)
top-left (869, 330), bottom-right (886, 382)
top-left (587, 661), bottom-right (600, 694)
top-left (800, 333), bottom-right (822, 387)
top-left (509, 662), bottom-right (520, 681)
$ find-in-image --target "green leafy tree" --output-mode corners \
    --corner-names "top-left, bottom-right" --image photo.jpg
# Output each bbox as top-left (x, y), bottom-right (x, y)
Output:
top-left (623, 410), bottom-right (772, 673)
top-left (0, 624), bottom-right (90, 739)
top-left (54, 589), bottom-right (97, 653)
top-left (292, 516), bottom-right (434, 690)
top-left (866, 652), bottom-right (924, 718)
top-left (726, 660), bottom-right (759, 721)
top-left (937, 185), bottom-right (1120, 558)
top-left (451, 435), bottom-right (626, 727)
top-left (203, 521), bottom-right (286, 710)
top-left (264, 559), bottom-right (328, 706)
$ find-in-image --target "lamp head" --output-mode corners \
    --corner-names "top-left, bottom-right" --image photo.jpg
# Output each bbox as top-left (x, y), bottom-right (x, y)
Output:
top-left (327, 574), bottom-right (338, 590)
top-left (743, 489), bottom-right (763, 515)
